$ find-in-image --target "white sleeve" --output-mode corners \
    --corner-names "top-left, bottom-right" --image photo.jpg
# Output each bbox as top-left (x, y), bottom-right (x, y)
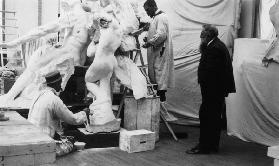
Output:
top-left (53, 96), bottom-right (87, 125)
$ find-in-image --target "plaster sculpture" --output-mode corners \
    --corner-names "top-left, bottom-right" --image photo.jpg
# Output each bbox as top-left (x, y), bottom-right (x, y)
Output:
top-left (98, 0), bottom-right (140, 51)
top-left (263, 1), bottom-right (279, 66)
top-left (0, 0), bottom-right (94, 107)
top-left (84, 12), bottom-right (147, 133)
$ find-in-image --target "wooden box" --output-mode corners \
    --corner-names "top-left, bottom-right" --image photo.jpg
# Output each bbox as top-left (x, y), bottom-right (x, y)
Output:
top-left (268, 146), bottom-right (279, 159)
top-left (124, 96), bottom-right (160, 141)
top-left (0, 111), bottom-right (56, 166)
top-left (119, 129), bottom-right (155, 153)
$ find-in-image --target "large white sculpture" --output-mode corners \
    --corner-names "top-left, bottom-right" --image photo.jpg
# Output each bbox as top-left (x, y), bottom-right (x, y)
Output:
top-left (84, 10), bottom-right (147, 132)
top-left (263, 1), bottom-right (279, 65)
top-left (0, 0), bottom-right (94, 107)
top-left (0, 0), bottom-right (148, 133)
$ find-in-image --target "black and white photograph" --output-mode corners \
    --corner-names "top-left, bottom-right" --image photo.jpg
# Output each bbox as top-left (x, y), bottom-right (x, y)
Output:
top-left (0, 0), bottom-right (276, 165)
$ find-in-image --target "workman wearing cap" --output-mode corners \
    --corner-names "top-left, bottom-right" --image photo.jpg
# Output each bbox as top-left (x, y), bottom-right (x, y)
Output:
top-left (28, 71), bottom-right (88, 138)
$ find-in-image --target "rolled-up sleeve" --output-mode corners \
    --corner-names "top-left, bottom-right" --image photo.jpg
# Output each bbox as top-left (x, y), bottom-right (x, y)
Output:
top-left (53, 96), bottom-right (87, 125)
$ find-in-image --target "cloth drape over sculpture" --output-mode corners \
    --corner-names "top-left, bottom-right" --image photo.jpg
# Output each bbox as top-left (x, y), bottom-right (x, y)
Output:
top-left (226, 2), bottom-right (279, 146)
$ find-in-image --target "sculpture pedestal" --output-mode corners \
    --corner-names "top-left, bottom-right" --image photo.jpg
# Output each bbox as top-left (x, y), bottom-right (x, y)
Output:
top-left (78, 128), bottom-right (119, 149)
top-left (86, 118), bottom-right (121, 133)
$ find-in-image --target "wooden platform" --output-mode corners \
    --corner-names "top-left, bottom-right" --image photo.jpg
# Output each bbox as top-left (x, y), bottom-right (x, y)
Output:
top-left (0, 111), bottom-right (56, 166)
top-left (63, 128), bottom-right (120, 149)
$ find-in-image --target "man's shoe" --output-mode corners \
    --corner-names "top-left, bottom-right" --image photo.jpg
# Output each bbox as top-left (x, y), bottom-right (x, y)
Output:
top-left (186, 147), bottom-right (210, 154)
top-left (210, 147), bottom-right (219, 153)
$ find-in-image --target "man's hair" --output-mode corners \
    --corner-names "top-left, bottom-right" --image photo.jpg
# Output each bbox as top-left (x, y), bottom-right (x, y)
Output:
top-left (144, 0), bottom-right (157, 8)
top-left (201, 24), bottom-right (218, 39)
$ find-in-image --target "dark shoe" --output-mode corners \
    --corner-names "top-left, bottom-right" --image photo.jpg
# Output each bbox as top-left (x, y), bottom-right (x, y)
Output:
top-left (210, 147), bottom-right (219, 153)
top-left (186, 147), bottom-right (210, 154)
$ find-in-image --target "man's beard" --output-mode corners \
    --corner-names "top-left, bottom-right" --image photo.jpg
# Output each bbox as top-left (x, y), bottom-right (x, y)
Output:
top-left (199, 41), bottom-right (207, 54)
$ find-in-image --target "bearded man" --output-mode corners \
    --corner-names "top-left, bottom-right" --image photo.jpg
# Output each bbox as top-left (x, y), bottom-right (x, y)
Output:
top-left (186, 24), bottom-right (235, 154)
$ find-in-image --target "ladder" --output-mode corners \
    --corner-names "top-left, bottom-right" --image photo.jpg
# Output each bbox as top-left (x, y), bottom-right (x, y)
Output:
top-left (116, 30), bottom-right (178, 141)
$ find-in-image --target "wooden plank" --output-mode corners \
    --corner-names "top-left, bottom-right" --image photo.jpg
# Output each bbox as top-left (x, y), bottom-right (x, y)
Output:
top-left (151, 98), bottom-right (160, 141)
top-left (124, 97), bottom-right (137, 130)
top-left (0, 111), bottom-right (31, 126)
top-left (0, 141), bottom-right (55, 156)
top-left (0, 114), bottom-right (55, 156)
top-left (136, 98), bottom-right (152, 130)
top-left (124, 97), bottom-right (160, 141)
top-left (34, 152), bottom-right (56, 165)
top-left (0, 152), bottom-right (56, 166)
top-left (0, 125), bottom-right (54, 145)
top-left (0, 154), bottom-right (34, 166)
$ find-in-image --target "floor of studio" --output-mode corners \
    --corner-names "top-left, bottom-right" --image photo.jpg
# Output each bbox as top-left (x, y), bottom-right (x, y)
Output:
top-left (54, 125), bottom-right (272, 166)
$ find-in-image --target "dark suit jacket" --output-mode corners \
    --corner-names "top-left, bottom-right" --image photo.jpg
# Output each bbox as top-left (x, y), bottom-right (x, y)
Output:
top-left (198, 38), bottom-right (236, 97)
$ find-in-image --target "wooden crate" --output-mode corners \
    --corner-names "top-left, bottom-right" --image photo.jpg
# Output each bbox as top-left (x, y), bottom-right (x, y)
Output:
top-left (119, 129), bottom-right (155, 153)
top-left (268, 146), bottom-right (279, 159)
top-left (0, 111), bottom-right (56, 166)
top-left (124, 96), bottom-right (160, 141)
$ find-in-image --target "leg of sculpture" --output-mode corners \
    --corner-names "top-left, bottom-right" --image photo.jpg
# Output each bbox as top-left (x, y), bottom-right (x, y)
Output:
top-left (1, 69), bottom-right (34, 101)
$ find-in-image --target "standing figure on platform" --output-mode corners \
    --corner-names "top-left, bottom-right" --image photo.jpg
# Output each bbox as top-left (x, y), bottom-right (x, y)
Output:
top-left (85, 13), bottom-right (122, 130)
top-left (84, 11), bottom-right (147, 132)
top-left (28, 71), bottom-right (87, 138)
top-left (186, 25), bottom-right (235, 154)
top-left (142, 0), bottom-right (175, 102)
top-left (0, 0), bottom-right (94, 107)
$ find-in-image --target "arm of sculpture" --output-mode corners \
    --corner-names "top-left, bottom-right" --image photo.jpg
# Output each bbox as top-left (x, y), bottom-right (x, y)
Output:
top-left (0, 15), bottom-right (73, 48)
top-left (53, 96), bottom-right (87, 125)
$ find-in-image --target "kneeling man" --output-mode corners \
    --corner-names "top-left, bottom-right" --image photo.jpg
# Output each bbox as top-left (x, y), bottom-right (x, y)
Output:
top-left (28, 71), bottom-right (87, 138)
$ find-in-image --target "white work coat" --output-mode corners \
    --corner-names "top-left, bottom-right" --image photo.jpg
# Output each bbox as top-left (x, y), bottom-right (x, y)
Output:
top-left (146, 11), bottom-right (175, 90)
top-left (28, 87), bottom-right (86, 138)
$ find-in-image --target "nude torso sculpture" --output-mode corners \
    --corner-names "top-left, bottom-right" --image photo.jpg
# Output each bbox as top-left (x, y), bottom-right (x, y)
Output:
top-left (85, 12), bottom-right (122, 130)
top-left (84, 7), bottom-right (147, 131)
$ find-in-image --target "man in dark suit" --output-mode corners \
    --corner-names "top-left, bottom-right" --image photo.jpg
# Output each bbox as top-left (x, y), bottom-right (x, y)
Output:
top-left (186, 24), bottom-right (236, 154)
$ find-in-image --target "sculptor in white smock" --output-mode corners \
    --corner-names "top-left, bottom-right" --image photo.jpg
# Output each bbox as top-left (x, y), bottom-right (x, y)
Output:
top-left (28, 72), bottom-right (87, 138)
top-left (143, 0), bottom-right (174, 101)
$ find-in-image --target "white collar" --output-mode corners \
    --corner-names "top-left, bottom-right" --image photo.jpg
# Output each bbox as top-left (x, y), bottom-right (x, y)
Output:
top-left (207, 38), bottom-right (215, 46)
top-left (152, 9), bottom-right (159, 18)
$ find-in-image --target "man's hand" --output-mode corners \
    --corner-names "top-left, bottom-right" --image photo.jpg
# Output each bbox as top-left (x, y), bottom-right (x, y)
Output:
top-left (139, 22), bottom-right (150, 31)
top-left (143, 37), bottom-right (147, 42)
top-left (142, 42), bottom-right (152, 48)
top-left (82, 108), bottom-right (91, 116)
